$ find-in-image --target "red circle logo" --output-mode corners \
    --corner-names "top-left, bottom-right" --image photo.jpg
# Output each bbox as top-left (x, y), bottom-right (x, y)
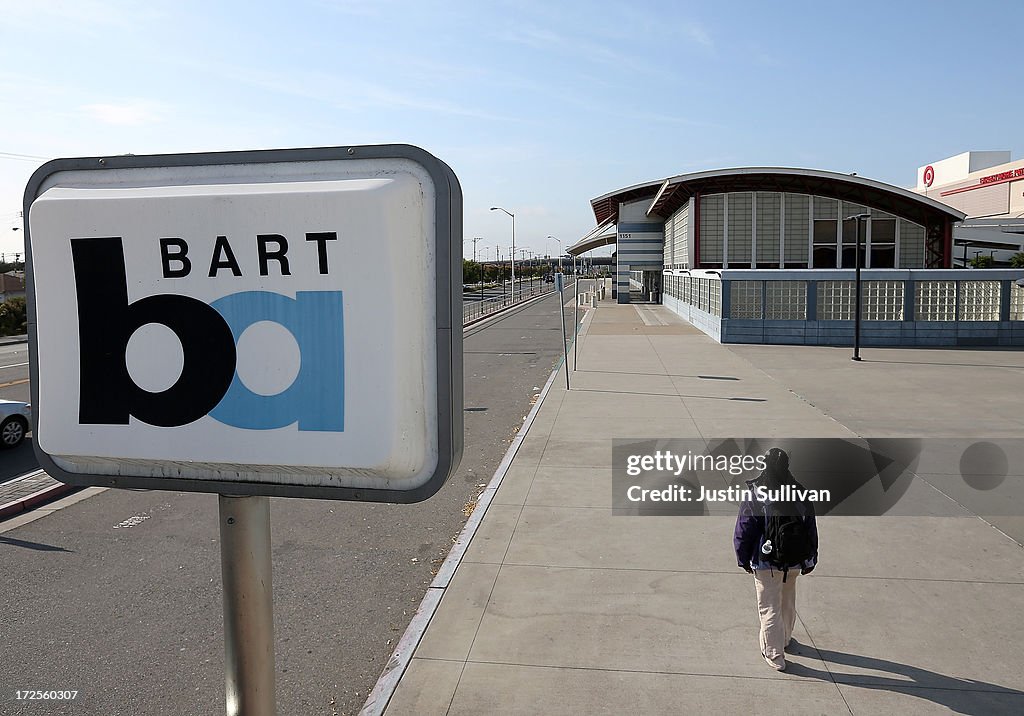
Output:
top-left (923, 165), bottom-right (935, 187)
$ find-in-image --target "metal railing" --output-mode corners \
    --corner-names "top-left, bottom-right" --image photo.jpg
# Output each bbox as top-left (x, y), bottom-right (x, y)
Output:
top-left (461, 280), bottom-right (561, 324)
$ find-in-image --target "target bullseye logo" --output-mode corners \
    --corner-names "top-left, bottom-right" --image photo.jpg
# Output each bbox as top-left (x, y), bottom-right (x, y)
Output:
top-left (923, 165), bottom-right (935, 187)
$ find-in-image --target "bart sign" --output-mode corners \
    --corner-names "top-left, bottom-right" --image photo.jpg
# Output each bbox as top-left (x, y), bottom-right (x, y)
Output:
top-left (24, 145), bottom-right (463, 503)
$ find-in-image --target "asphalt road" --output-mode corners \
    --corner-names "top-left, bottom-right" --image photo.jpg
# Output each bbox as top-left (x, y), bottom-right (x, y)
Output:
top-left (0, 291), bottom-right (573, 716)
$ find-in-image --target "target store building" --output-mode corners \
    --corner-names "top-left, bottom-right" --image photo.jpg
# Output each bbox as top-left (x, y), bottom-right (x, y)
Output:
top-left (915, 151), bottom-right (1024, 267)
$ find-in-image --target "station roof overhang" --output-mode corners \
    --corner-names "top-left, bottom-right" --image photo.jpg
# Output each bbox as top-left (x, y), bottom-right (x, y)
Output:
top-left (589, 167), bottom-right (966, 230)
top-left (567, 216), bottom-right (617, 256)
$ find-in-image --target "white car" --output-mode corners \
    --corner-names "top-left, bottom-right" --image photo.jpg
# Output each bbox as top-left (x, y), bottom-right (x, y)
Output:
top-left (0, 400), bottom-right (31, 449)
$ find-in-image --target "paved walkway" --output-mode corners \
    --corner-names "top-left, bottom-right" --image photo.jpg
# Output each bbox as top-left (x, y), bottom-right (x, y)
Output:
top-left (381, 299), bottom-right (1024, 715)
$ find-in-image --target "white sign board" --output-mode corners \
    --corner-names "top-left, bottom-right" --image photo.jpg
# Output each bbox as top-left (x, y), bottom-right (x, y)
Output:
top-left (25, 146), bottom-right (462, 502)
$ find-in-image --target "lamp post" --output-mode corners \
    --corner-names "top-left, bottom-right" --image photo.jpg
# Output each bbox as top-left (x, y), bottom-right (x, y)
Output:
top-left (507, 245), bottom-right (515, 300)
top-left (846, 213), bottom-right (870, 362)
top-left (547, 236), bottom-right (563, 274)
top-left (491, 207), bottom-right (514, 299)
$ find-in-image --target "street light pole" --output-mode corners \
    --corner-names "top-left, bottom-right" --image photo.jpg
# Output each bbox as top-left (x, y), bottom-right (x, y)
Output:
top-left (507, 245), bottom-right (515, 300)
top-left (491, 207), bottom-right (515, 300)
top-left (547, 235), bottom-right (562, 274)
top-left (846, 213), bottom-right (870, 362)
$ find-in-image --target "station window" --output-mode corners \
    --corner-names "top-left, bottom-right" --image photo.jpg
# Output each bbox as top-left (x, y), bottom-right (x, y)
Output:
top-left (730, 281), bottom-right (763, 319)
top-left (783, 194), bottom-right (810, 265)
top-left (1011, 282), bottom-right (1024, 321)
top-left (766, 281), bottom-right (807, 320)
top-left (813, 219), bottom-right (837, 268)
top-left (863, 281), bottom-right (904, 321)
top-left (959, 281), bottom-right (1001, 321)
top-left (915, 281), bottom-right (957, 321)
top-left (817, 281), bottom-right (855, 320)
top-left (870, 219), bottom-right (896, 268)
top-left (813, 246), bottom-right (837, 269)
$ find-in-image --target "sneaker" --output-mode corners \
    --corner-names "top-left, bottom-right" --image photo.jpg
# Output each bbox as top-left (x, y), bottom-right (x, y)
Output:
top-left (762, 651), bottom-right (786, 671)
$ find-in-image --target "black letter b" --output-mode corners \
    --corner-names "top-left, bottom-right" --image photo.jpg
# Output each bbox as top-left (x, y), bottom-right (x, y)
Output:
top-left (72, 237), bottom-right (237, 427)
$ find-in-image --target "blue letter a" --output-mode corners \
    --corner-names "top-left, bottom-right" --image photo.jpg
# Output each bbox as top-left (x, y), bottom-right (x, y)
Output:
top-left (209, 291), bottom-right (344, 431)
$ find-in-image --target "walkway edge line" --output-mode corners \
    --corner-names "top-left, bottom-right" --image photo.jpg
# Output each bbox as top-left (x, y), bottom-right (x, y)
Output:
top-left (359, 297), bottom-right (582, 716)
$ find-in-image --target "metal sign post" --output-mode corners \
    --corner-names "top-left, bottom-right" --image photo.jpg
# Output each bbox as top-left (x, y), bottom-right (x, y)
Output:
top-left (573, 273), bottom-right (580, 370)
top-left (555, 273), bottom-right (569, 389)
top-left (219, 496), bottom-right (275, 716)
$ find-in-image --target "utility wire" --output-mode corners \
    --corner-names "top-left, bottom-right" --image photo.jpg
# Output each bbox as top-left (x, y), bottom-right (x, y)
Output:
top-left (0, 151), bottom-right (51, 162)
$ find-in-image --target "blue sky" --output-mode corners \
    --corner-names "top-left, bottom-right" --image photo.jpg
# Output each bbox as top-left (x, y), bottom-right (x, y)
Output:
top-left (1, 0), bottom-right (1021, 259)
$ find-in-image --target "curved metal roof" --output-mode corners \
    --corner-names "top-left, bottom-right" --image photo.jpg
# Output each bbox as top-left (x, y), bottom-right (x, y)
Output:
top-left (591, 167), bottom-right (966, 228)
top-left (590, 179), bottom-right (664, 226)
top-left (567, 217), bottom-right (616, 256)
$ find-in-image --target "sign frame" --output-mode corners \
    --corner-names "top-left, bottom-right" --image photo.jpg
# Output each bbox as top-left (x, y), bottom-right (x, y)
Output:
top-left (23, 144), bottom-right (463, 504)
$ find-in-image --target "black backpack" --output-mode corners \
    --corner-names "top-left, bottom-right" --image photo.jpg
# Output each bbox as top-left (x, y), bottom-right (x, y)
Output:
top-left (762, 502), bottom-right (814, 582)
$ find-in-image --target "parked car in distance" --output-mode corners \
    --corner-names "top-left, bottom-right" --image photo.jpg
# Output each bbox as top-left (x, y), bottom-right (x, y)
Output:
top-left (0, 400), bottom-right (31, 449)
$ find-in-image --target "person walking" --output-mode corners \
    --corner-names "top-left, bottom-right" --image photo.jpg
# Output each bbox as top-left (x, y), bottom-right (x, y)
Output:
top-left (733, 447), bottom-right (818, 671)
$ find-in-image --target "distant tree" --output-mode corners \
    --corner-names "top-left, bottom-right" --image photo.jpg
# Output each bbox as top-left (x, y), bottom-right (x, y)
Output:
top-left (969, 255), bottom-right (994, 269)
top-left (462, 259), bottom-right (482, 284)
top-left (0, 297), bottom-right (26, 336)
top-left (1010, 252), bottom-right (1024, 268)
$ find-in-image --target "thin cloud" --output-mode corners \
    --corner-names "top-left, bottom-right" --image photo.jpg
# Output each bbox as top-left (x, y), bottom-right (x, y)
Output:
top-left (80, 101), bottom-right (165, 126)
top-left (682, 21), bottom-right (714, 49)
top-left (0, 0), bottom-right (165, 32)
top-left (312, 0), bottom-right (394, 17)
top-left (209, 64), bottom-right (523, 123)
top-left (503, 26), bottom-right (655, 74)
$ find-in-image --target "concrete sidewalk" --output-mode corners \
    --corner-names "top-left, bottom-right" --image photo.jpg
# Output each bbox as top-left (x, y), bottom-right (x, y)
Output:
top-left (380, 299), bottom-right (1024, 715)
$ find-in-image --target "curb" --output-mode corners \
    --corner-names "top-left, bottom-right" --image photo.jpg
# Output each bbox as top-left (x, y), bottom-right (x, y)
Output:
top-left (0, 481), bottom-right (77, 520)
top-left (360, 294), bottom-right (592, 716)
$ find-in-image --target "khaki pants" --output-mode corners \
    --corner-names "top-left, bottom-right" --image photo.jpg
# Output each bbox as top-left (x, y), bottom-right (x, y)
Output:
top-left (753, 568), bottom-right (798, 669)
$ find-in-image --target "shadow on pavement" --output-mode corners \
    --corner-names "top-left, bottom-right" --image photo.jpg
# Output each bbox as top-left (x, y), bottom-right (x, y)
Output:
top-left (0, 535), bottom-right (72, 552)
top-left (0, 437), bottom-right (41, 481)
top-left (787, 644), bottom-right (1024, 714)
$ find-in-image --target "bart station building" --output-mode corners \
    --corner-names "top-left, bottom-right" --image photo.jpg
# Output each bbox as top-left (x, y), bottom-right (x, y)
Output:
top-left (568, 166), bottom-right (1024, 346)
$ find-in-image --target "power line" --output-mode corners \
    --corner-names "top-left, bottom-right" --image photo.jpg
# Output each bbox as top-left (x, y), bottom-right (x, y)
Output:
top-left (0, 151), bottom-right (51, 162)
